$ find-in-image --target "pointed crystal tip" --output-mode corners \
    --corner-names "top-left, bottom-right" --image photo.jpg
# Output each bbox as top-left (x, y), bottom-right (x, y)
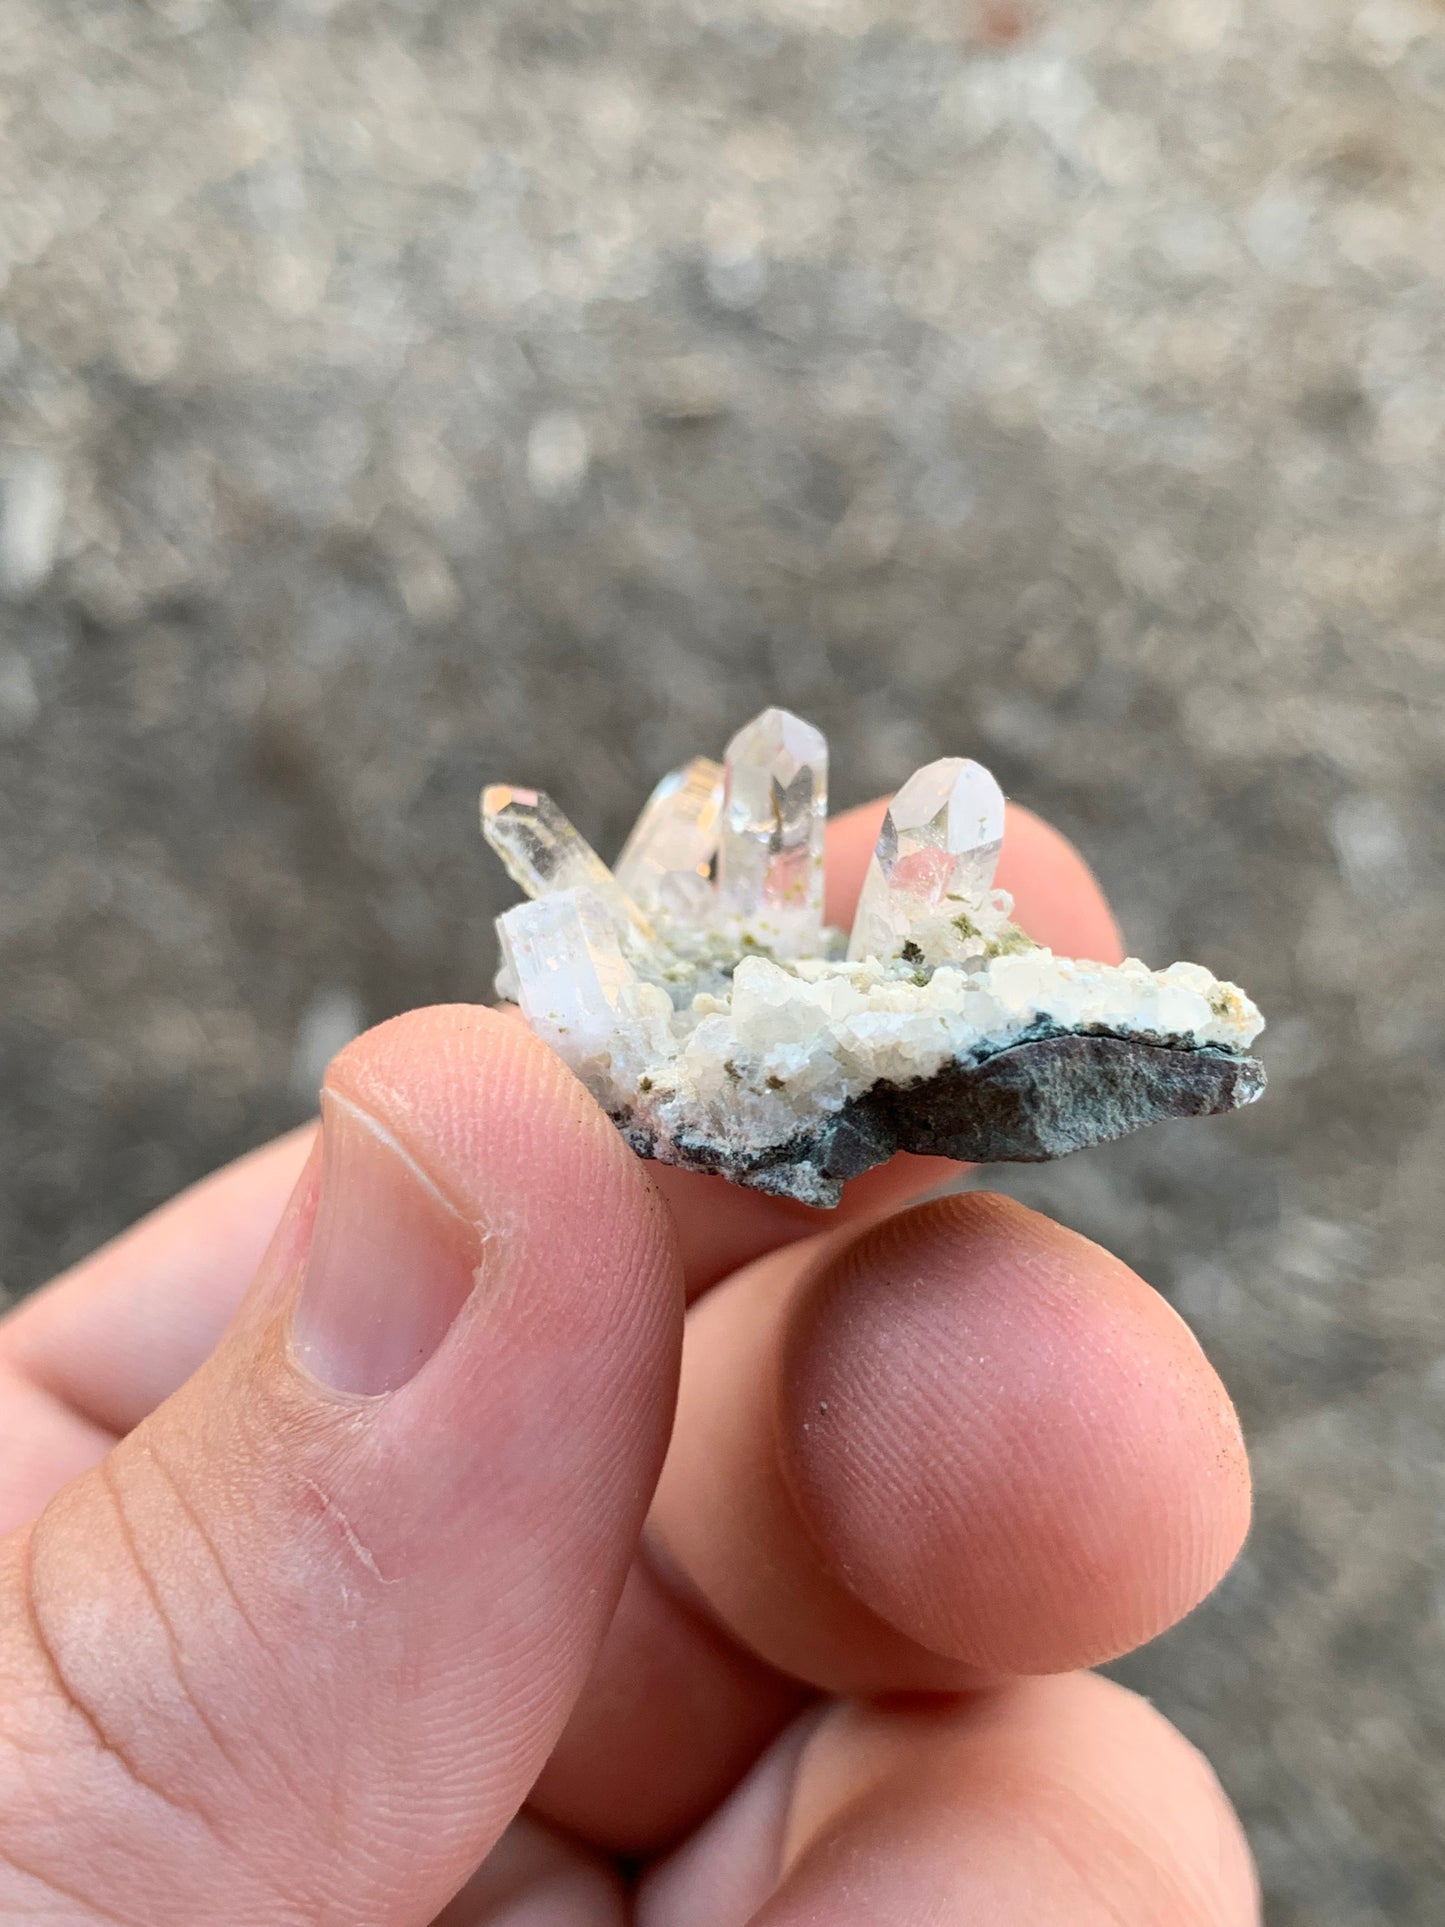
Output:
top-left (481, 783), bottom-right (655, 945)
top-left (481, 782), bottom-right (533, 819)
top-left (723, 707), bottom-right (827, 788)
top-left (888, 757), bottom-right (1004, 857)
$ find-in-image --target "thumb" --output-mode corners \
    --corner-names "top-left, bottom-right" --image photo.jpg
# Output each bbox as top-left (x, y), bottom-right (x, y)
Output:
top-left (0, 1007), bottom-right (683, 1927)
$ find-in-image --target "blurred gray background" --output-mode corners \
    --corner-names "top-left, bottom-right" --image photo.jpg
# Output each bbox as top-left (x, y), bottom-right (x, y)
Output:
top-left (2, 0), bottom-right (1442, 1917)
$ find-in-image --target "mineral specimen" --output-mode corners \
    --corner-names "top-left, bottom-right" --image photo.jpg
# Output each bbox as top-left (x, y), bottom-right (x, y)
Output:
top-left (482, 709), bottom-right (1265, 1206)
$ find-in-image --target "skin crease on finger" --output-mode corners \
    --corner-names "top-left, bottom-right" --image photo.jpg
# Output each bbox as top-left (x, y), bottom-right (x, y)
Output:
top-left (641, 1674), bottom-right (1261, 1927)
top-left (526, 1545), bottom-right (811, 1855)
top-left (430, 1816), bottom-right (627, 1927)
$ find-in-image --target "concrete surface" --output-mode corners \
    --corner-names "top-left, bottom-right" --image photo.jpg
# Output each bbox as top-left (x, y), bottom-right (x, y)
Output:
top-left (2, 0), bottom-right (1442, 1915)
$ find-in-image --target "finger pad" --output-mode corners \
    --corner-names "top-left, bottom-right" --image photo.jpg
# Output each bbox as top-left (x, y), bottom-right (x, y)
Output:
top-left (780, 1194), bottom-right (1250, 1673)
top-left (782, 1678), bottom-right (1259, 1925)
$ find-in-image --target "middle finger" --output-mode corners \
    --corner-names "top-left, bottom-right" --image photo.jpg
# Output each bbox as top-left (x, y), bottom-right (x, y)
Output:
top-left (530, 1190), bottom-right (1250, 1852)
top-left (655, 1190), bottom-right (1251, 1688)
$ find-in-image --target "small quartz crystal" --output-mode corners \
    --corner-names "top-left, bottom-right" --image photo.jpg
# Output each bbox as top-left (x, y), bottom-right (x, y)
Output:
top-left (482, 785), bottom-right (655, 948)
top-left (847, 756), bottom-right (1007, 966)
top-left (497, 887), bottom-right (639, 1061)
top-left (481, 709), bottom-right (1266, 1205)
top-left (715, 707), bottom-right (827, 958)
top-left (614, 757), bottom-right (724, 918)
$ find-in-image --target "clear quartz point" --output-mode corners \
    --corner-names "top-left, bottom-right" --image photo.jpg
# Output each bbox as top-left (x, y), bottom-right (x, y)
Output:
top-left (715, 707), bottom-right (827, 957)
top-left (847, 757), bottom-right (1006, 963)
top-left (481, 784), bottom-right (654, 947)
top-left (497, 887), bottom-right (638, 1066)
top-left (614, 756), bottom-right (724, 916)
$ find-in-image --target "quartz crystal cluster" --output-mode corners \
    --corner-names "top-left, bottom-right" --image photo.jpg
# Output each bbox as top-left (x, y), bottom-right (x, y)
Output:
top-left (482, 709), bottom-right (1265, 1205)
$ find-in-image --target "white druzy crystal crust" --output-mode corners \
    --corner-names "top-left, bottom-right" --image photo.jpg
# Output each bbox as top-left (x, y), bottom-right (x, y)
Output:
top-left (481, 709), bottom-right (1266, 1204)
top-left (517, 945), bottom-right (1262, 1164)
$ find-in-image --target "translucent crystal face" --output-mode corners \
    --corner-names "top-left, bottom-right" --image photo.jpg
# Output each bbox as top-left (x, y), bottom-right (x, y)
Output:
top-left (614, 757), bottom-right (724, 918)
top-left (481, 785), bottom-right (654, 946)
top-left (497, 887), bottom-right (638, 1058)
top-left (482, 727), bottom-right (1006, 978)
top-left (715, 707), bottom-right (827, 957)
top-left (847, 756), bottom-right (1006, 964)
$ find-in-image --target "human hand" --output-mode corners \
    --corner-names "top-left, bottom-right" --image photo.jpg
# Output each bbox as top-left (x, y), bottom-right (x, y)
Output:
top-left (0, 802), bottom-right (1257, 1925)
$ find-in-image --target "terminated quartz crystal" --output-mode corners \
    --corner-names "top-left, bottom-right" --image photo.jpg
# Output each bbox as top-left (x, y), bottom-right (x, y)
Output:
top-left (715, 708), bottom-right (827, 958)
top-left (482, 785), bottom-right (655, 948)
top-left (846, 757), bottom-right (1007, 965)
top-left (497, 887), bottom-right (639, 1060)
top-left (481, 710), bottom-right (1266, 1206)
top-left (614, 757), bottom-right (724, 917)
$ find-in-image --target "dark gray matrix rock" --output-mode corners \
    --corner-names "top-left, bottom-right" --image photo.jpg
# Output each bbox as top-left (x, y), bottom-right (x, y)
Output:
top-left (625, 1033), bottom-right (1265, 1205)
